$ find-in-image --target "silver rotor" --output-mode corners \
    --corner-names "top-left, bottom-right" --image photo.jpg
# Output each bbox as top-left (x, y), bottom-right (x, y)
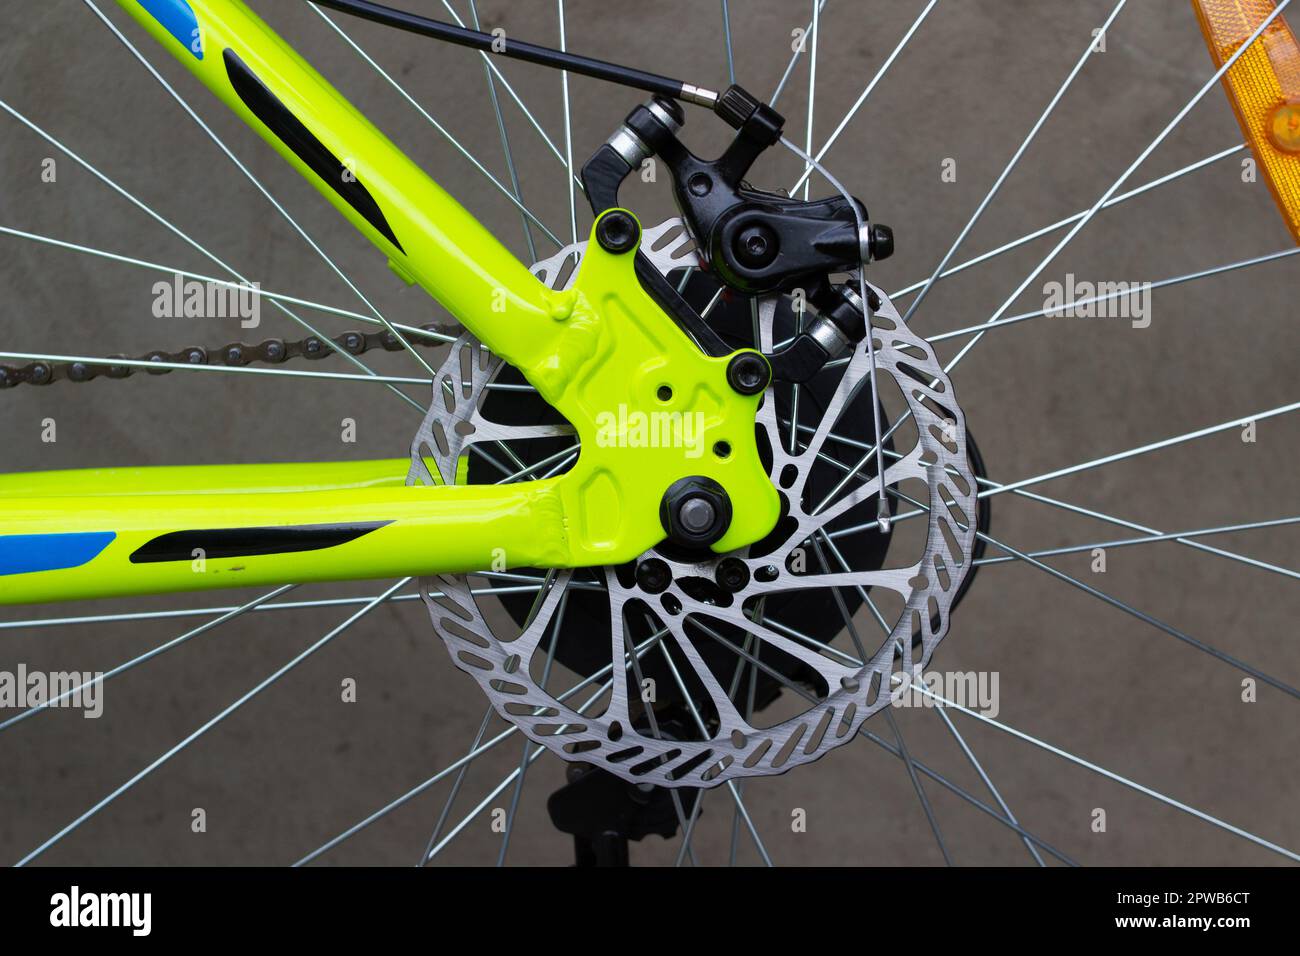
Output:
top-left (407, 218), bottom-right (977, 788)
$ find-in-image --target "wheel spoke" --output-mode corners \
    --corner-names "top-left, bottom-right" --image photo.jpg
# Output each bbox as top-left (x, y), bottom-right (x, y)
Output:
top-left (890, 144), bottom-right (1246, 300)
top-left (437, 0), bottom-right (583, 192)
top-left (416, 705), bottom-right (493, 866)
top-left (0, 585), bottom-right (298, 732)
top-left (789, 0), bottom-right (940, 195)
top-left (807, 422), bottom-right (1300, 584)
top-left (296, 629), bottom-right (666, 866)
top-left (905, 678), bottom-right (1300, 864)
top-left (89, 1), bottom-right (440, 384)
top-left (308, 2), bottom-right (562, 248)
top-left (0, 96), bottom-right (425, 413)
top-left (901, 0), bottom-right (1127, 325)
top-left (842, 2), bottom-right (1292, 481)
top-left (858, 725), bottom-right (1078, 865)
top-left (927, 246), bottom-right (1300, 345)
top-left (468, 0), bottom-right (538, 261)
top-left (939, 0), bottom-right (1292, 375)
top-left (557, 0), bottom-right (579, 248)
top-left (802, 0), bottom-right (819, 201)
top-left (975, 516), bottom-right (1300, 571)
top-left (688, 615), bottom-right (1075, 863)
top-left (0, 575), bottom-right (596, 631)
top-left (931, 705), bottom-right (1046, 866)
top-left (17, 579), bottom-right (410, 867)
top-left (883, 706), bottom-right (952, 865)
top-left (621, 605), bottom-right (700, 867)
top-left (655, 640), bottom-right (774, 867)
top-left (974, 526), bottom-right (1300, 701)
top-left (721, 0), bottom-right (736, 86)
top-left (982, 399), bottom-right (1300, 501)
top-left (0, 226), bottom-right (453, 344)
top-left (495, 584), bottom-right (569, 865)
top-left (770, 0), bottom-right (829, 106)
top-left (894, 486), bottom-right (1300, 701)
top-left (424, 677), bottom-right (609, 864)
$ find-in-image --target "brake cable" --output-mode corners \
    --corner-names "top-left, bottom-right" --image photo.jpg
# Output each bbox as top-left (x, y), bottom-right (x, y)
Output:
top-left (310, 0), bottom-right (726, 114)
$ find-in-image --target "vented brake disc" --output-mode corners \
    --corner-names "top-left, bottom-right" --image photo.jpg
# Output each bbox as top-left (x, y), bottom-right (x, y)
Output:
top-left (407, 219), bottom-right (977, 789)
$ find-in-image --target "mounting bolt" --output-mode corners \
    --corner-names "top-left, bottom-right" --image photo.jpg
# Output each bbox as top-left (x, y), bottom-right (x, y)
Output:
top-left (635, 558), bottom-right (672, 594)
top-left (725, 352), bottom-right (770, 395)
top-left (660, 476), bottom-right (732, 548)
top-left (596, 210), bottom-right (639, 254)
top-left (715, 557), bottom-right (750, 593)
top-left (733, 222), bottom-right (779, 269)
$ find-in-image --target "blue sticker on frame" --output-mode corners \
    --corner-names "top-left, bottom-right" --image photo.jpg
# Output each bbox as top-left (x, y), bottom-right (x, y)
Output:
top-left (0, 532), bottom-right (116, 576)
top-left (137, 0), bottom-right (204, 60)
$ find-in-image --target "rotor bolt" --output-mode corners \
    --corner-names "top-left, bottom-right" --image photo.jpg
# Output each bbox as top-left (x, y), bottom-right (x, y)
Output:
top-left (725, 352), bottom-right (770, 395)
top-left (635, 558), bottom-right (672, 594)
top-left (715, 557), bottom-right (750, 593)
top-left (596, 210), bottom-right (640, 254)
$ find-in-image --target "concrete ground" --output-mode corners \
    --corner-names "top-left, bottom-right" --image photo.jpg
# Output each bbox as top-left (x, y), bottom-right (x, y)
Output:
top-left (0, 0), bottom-right (1297, 866)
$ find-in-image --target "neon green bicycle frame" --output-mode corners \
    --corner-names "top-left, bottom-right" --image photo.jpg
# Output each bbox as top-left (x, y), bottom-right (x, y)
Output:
top-left (0, 0), bottom-right (779, 605)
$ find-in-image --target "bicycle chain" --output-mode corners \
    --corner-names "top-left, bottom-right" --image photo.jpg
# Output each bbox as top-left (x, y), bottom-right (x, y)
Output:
top-left (0, 323), bottom-right (459, 389)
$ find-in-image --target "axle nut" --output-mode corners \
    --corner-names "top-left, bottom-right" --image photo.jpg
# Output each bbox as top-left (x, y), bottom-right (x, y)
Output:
top-left (660, 476), bottom-right (732, 548)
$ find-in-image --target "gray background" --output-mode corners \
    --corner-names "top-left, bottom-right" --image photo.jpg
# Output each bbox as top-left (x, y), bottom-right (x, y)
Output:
top-left (1, 0), bottom-right (1297, 865)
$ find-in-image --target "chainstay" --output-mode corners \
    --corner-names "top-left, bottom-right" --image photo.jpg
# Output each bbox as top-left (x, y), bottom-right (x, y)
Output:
top-left (0, 323), bottom-right (458, 389)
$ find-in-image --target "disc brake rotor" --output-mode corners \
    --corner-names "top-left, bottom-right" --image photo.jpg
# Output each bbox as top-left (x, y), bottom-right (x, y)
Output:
top-left (407, 219), bottom-right (978, 788)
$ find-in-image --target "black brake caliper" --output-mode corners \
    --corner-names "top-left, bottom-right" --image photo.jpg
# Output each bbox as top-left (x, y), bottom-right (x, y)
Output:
top-left (580, 85), bottom-right (894, 382)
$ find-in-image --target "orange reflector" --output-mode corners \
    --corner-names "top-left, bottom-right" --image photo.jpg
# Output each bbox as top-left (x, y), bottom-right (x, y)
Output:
top-left (1193, 0), bottom-right (1300, 243)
